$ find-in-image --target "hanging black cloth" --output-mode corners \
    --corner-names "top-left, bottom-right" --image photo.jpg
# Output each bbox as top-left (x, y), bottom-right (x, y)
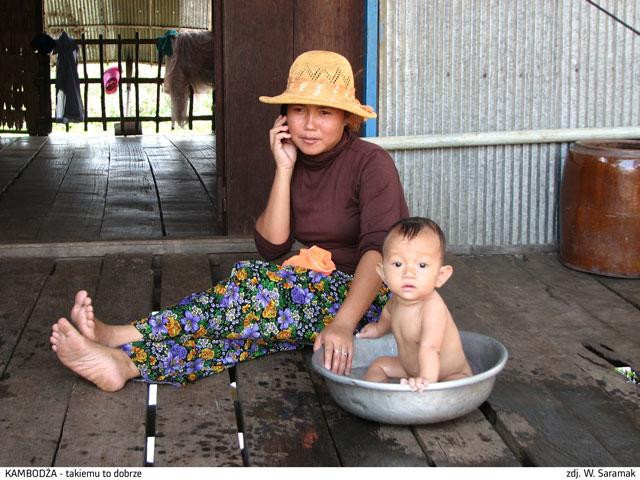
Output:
top-left (54, 31), bottom-right (84, 123)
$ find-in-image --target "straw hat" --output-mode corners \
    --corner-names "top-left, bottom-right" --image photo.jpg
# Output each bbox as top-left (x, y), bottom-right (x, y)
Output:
top-left (259, 50), bottom-right (376, 119)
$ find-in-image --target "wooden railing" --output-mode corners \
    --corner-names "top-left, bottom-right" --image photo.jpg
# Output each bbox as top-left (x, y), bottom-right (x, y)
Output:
top-left (50, 33), bottom-right (215, 133)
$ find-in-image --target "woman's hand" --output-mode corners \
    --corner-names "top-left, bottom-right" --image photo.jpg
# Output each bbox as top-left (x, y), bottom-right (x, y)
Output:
top-left (312, 250), bottom-right (383, 376)
top-left (270, 115), bottom-right (297, 172)
top-left (313, 318), bottom-right (354, 376)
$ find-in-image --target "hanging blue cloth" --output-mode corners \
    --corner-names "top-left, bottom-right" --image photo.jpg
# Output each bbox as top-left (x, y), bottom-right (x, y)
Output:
top-left (155, 29), bottom-right (178, 62)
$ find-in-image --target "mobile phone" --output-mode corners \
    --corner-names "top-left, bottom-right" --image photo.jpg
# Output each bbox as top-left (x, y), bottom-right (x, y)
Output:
top-left (279, 105), bottom-right (290, 144)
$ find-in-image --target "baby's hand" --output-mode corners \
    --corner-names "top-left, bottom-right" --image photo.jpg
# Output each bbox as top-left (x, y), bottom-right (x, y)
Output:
top-left (355, 323), bottom-right (379, 338)
top-left (401, 377), bottom-right (429, 392)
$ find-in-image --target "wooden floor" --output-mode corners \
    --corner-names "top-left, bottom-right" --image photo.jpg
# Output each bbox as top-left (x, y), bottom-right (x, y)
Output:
top-left (0, 251), bottom-right (638, 467)
top-left (0, 134), bottom-right (222, 242)
top-left (0, 134), bottom-right (638, 467)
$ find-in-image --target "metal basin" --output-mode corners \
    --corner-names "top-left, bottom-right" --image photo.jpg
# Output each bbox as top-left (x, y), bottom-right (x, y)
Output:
top-left (312, 331), bottom-right (508, 424)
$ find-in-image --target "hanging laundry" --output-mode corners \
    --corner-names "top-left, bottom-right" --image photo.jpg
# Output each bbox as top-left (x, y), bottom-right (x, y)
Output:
top-left (163, 30), bottom-right (214, 126)
top-left (54, 31), bottom-right (84, 123)
top-left (155, 29), bottom-right (178, 62)
top-left (103, 66), bottom-right (121, 94)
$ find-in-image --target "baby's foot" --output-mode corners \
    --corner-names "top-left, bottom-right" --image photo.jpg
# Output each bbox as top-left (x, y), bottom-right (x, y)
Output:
top-left (50, 318), bottom-right (138, 392)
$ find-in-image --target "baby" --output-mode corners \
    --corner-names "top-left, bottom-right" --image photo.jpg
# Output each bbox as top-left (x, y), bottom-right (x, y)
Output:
top-left (358, 217), bottom-right (472, 391)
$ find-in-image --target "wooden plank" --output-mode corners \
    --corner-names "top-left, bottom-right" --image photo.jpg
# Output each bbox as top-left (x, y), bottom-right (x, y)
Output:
top-left (302, 351), bottom-right (431, 467)
top-left (597, 275), bottom-right (640, 311)
top-left (153, 254), bottom-right (243, 467)
top-left (165, 135), bottom-right (216, 176)
top-left (37, 192), bottom-right (106, 241)
top-left (0, 137), bottom-right (47, 195)
top-left (158, 185), bottom-right (219, 237)
top-left (236, 351), bottom-right (341, 466)
top-left (414, 410), bottom-right (521, 467)
top-left (0, 258), bottom-right (102, 466)
top-left (0, 141), bottom-right (72, 241)
top-left (144, 142), bottom-right (219, 236)
top-left (36, 140), bottom-right (109, 241)
top-left (0, 258), bottom-right (54, 378)
top-left (1, 136), bottom-right (47, 151)
top-left (442, 255), bottom-right (638, 466)
top-left (60, 139), bottom-right (109, 193)
top-left (153, 181), bottom-right (218, 237)
top-left (146, 154), bottom-right (199, 180)
top-left (0, 237), bottom-right (258, 259)
top-left (164, 135), bottom-right (217, 196)
top-left (101, 139), bottom-right (163, 239)
top-left (513, 254), bottom-right (640, 466)
top-left (101, 202), bottom-right (164, 240)
top-left (55, 255), bottom-right (154, 467)
top-left (518, 254), bottom-right (640, 362)
top-left (162, 213), bottom-right (219, 237)
top-left (0, 136), bottom-right (19, 151)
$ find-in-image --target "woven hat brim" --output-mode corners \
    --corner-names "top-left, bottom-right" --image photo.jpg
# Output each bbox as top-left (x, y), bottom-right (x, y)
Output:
top-left (259, 94), bottom-right (377, 119)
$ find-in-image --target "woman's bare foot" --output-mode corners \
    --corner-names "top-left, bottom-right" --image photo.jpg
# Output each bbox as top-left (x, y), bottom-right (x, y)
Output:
top-left (50, 318), bottom-right (139, 392)
top-left (70, 290), bottom-right (142, 347)
top-left (70, 290), bottom-right (100, 341)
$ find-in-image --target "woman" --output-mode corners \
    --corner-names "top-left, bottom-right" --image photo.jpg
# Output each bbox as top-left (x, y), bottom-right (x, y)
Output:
top-left (50, 50), bottom-right (409, 391)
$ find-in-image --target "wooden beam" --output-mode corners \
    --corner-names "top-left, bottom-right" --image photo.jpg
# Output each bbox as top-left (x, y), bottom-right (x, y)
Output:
top-left (0, 236), bottom-right (259, 258)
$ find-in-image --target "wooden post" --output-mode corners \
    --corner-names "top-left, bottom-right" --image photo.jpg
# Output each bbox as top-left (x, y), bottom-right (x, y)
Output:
top-left (30, 0), bottom-right (52, 135)
top-left (135, 31), bottom-right (140, 125)
top-left (218, 0), bottom-right (293, 235)
top-left (155, 53), bottom-right (162, 133)
top-left (81, 33), bottom-right (89, 132)
top-left (117, 34), bottom-right (124, 129)
top-left (214, 0), bottom-right (226, 231)
top-left (188, 86), bottom-right (194, 130)
top-left (99, 34), bottom-right (106, 131)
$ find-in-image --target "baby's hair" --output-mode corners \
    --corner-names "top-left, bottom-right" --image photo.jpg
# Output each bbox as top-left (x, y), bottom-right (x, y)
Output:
top-left (384, 217), bottom-right (447, 262)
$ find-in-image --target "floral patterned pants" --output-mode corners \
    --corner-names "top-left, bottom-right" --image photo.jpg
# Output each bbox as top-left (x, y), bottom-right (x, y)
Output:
top-left (124, 260), bottom-right (389, 384)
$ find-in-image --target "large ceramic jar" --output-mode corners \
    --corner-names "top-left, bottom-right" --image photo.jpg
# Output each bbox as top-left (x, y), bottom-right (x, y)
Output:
top-left (559, 140), bottom-right (640, 278)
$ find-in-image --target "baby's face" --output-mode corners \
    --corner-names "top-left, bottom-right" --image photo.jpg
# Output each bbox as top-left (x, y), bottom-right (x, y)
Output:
top-left (380, 230), bottom-right (445, 302)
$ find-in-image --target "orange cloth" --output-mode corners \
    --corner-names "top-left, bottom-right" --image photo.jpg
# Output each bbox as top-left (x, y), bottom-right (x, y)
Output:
top-left (282, 246), bottom-right (336, 275)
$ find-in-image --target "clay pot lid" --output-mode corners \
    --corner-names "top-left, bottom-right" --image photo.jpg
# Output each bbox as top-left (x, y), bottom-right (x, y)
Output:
top-left (572, 139), bottom-right (640, 158)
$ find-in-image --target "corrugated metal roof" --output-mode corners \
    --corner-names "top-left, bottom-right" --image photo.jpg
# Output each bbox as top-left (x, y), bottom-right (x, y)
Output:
top-left (44, 0), bottom-right (211, 63)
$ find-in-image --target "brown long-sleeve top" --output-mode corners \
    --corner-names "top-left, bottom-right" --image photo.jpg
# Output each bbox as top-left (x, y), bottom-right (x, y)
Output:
top-left (254, 128), bottom-right (409, 274)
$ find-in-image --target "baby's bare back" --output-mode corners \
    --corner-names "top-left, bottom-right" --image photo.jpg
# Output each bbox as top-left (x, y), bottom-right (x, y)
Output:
top-left (390, 293), bottom-right (472, 381)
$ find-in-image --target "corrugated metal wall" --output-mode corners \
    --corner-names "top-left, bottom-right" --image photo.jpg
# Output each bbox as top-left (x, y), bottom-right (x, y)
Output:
top-left (378, 0), bottom-right (640, 251)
